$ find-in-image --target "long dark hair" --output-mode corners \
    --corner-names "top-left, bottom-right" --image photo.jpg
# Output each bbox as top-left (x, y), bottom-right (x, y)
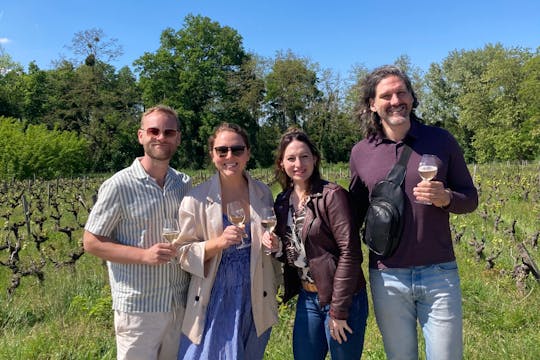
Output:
top-left (274, 128), bottom-right (322, 191)
top-left (354, 65), bottom-right (420, 138)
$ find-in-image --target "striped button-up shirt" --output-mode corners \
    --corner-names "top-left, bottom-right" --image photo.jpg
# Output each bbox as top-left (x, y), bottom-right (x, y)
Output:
top-left (85, 158), bottom-right (192, 312)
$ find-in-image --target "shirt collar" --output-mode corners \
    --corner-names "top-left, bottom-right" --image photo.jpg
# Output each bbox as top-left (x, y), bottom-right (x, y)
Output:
top-left (371, 118), bottom-right (420, 146)
top-left (131, 157), bottom-right (175, 186)
top-left (131, 158), bottom-right (150, 179)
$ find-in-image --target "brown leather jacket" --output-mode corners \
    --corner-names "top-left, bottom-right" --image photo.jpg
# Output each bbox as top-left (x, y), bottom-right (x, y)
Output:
top-left (274, 179), bottom-right (366, 319)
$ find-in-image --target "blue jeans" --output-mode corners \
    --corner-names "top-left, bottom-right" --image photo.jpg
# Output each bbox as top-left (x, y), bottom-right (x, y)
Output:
top-left (369, 261), bottom-right (462, 360)
top-left (292, 288), bottom-right (368, 360)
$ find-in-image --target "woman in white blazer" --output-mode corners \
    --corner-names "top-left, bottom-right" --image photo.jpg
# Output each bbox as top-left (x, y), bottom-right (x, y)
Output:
top-left (175, 123), bottom-right (280, 360)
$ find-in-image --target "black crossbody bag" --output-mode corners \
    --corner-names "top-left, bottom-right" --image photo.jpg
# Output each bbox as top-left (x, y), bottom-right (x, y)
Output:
top-left (363, 145), bottom-right (412, 257)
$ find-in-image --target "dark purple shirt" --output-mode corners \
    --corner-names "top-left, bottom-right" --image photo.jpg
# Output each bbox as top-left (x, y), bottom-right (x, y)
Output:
top-left (349, 120), bottom-right (478, 268)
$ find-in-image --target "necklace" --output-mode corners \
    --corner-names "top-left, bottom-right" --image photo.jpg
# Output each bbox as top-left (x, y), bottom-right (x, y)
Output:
top-left (292, 190), bottom-right (309, 212)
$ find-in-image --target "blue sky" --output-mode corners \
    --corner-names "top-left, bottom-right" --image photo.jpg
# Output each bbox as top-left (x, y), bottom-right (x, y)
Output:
top-left (1, 0), bottom-right (539, 76)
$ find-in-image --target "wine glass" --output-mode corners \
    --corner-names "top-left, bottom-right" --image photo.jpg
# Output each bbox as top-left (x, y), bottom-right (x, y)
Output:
top-left (162, 219), bottom-right (179, 263)
top-left (227, 201), bottom-right (250, 249)
top-left (261, 207), bottom-right (277, 255)
top-left (417, 154), bottom-right (438, 205)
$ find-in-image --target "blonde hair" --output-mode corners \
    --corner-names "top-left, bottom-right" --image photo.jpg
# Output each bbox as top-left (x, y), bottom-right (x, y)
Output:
top-left (140, 105), bottom-right (180, 129)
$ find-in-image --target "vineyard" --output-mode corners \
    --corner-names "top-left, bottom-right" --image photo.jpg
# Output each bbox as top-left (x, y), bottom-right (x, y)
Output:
top-left (1, 163), bottom-right (539, 359)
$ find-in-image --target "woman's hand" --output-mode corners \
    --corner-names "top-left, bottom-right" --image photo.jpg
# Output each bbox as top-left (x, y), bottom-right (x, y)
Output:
top-left (261, 230), bottom-right (280, 253)
top-left (328, 317), bottom-right (353, 344)
top-left (217, 225), bottom-right (243, 249)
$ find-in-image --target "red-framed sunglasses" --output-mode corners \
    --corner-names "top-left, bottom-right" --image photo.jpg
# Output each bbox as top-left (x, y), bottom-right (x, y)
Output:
top-left (141, 127), bottom-right (178, 138)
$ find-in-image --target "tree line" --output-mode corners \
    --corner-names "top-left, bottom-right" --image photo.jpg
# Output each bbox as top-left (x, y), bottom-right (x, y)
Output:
top-left (0, 14), bottom-right (539, 179)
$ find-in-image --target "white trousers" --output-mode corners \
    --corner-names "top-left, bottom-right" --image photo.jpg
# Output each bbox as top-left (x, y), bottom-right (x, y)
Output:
top-left (114, 305), bottom-right (185, 360)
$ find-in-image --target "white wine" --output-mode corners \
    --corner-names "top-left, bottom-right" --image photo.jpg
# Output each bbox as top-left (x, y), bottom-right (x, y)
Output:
top-left (162, 231), bottom-right (179, 243)
top-left (229, 215), bottom-right (245, 226)
top-left (418, 165), bottom-right (437, 181)
top-left (261, 219), bottom-right (276, 233)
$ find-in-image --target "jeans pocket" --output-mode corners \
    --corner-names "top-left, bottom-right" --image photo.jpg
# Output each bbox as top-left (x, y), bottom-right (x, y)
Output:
top-left (320, 302), bottom-right (330, 313)
top-left (435, 261), bottom-right (458, 272)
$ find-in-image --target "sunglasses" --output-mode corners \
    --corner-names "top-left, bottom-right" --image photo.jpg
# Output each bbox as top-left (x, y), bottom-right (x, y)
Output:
top-left (141, 127), bottom-right (178, 138)
top-left (214, 145), bottom-right (247, 157)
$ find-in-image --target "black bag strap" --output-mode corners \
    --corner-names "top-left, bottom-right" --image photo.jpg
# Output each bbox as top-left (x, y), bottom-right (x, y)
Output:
top-left (386, 144), bottom-right (412, 185)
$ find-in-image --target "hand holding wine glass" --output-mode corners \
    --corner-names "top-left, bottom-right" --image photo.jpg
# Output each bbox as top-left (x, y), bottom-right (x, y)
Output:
top-left (261, 207), bottom-right (277, 255)
top-left (162, 219), bottom-right (179, 263)
top-left (416, 154), bottom-right (438, 205)
top-left (227, 201), bottom-right (250, 249)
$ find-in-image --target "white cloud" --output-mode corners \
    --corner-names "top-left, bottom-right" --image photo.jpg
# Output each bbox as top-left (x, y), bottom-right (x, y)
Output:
top-left (0, 38), bottom-right (10, 44)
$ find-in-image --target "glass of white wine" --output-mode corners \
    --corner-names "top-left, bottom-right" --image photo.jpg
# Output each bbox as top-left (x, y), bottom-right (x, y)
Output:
top-left (417, 154), bottom-right (439, 205)
top-left (162, 219), bottom-right (179, 263)
top-left (261, 207), bottom-right (277, 255)
top-left (227, 201), bottom-right (250, 249)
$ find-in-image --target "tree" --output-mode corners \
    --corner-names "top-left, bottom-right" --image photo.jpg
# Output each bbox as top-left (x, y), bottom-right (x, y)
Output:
top-left (517, 52), bottom-right (540, 159)
top-left (0, 117), bottom-right (89, 179)
top-left (423, 43), bottom-right (536, 162)
top-left (304, 68), bottom-right (359, 163)
top-left (0, 46), bottom-right (24, 118)
top-left (22, 62), bottom-right (49, 123)
top-left (66, 28), bottom-right (123, 65)
top-left (423, 60), bottom-right (475, 161)
top-left (35, 49), bottom-right (141, 172)
top-left (264, 51), bottom-right (321, 131)
top-left (135, 14), bottom-right (253, 168)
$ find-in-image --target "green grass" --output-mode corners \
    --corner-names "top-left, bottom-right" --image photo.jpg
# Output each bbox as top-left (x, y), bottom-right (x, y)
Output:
top-left (1, 163), bottom-right (539, 359)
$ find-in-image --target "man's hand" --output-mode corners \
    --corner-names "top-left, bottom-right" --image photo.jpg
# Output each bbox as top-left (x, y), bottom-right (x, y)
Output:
top-left (413, 181), bottom-right (452, 208)
top-left (143, 242), bottom-right (177, 265)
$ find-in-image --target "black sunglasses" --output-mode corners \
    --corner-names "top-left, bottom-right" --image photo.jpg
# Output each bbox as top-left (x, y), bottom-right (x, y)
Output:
top-left (214, 145), bottom-right (246, 157)
top-left (141, 127), bottom-right (178, 138)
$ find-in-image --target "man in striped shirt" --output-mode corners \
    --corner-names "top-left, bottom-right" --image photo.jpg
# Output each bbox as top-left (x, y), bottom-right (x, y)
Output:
top-left (84, 105), bottom-right (192, 360)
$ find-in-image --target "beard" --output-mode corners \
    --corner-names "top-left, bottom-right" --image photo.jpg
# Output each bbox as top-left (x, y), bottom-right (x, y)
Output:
top-left (143, 142), bottom-right (177, 161)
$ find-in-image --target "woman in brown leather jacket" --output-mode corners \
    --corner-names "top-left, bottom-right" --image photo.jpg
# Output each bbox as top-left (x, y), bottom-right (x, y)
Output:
top-left (263, 128), bottom-right (368, 360)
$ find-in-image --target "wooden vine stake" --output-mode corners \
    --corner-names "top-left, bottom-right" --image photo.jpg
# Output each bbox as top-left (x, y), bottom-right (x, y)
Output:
top-left (517, 242), bottom-right (540, 282)
top-left (22, 194), bottom-right (31, 239)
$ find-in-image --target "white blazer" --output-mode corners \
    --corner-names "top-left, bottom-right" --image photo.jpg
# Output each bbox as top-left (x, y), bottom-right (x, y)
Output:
top-left (177, 172), bottom-right (280, 344)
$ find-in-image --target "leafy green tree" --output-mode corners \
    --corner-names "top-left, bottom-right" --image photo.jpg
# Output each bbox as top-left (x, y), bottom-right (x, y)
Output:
top-left (423, 60), bottom-right (476, 161)
top-left (456, 44), bottom-right (532, 162)
top-left (423, 43), bottom-right (536, 162)
top-left (220, 56), bottom-right (265, 168)
top-left (22, 62), bottom-right (49, 123)
top-left (0, 46), bottom-right (24, 119)
top-left (0, 117), bottom-right (89, 179)
top-left (517, 52), bottom-right (540, 159)
top-left (264, 51), bottom-right (321, 131)
top-left (343, 63), bottom-right (369, 116)
top-left (135, 14), bottom-right (254, 169)
top-left (253, 122), bottom-right (282, 167)
top-left (0, 117), bottom-right (24, 176)
top-left (304, 68), bottom-right (359, 163)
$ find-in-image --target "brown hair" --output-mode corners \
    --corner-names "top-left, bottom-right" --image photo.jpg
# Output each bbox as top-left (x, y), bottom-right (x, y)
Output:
top-left (207, 122), bottom-right (251, 154)
top-left (274, 127), bottom-right (322, 191)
